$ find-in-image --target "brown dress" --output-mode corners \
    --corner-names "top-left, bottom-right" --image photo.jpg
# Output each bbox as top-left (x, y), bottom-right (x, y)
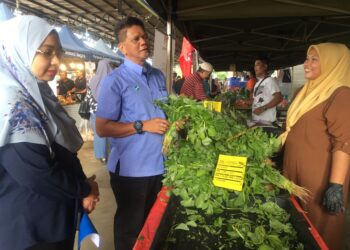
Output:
top-left (283, 87), bottom-right (350, 250)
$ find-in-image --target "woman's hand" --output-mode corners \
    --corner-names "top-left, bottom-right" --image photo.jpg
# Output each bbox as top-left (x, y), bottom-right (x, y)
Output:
top-left (322, 183), bottom-right (344, 214)
top-left (143, 118), bottom-right (170, 135)
top-left (82, 175), bottom-right (100, 214)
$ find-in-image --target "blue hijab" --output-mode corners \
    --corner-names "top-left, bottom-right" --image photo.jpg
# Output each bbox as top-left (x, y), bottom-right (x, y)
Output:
top-left (88, 59), bottom-right (114, 100)
top-left (0, 15), bottom-right (83, 152)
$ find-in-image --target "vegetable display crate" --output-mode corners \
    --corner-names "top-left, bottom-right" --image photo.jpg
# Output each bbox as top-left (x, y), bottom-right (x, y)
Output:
top-left (134, 187), bottom-right (328, 250)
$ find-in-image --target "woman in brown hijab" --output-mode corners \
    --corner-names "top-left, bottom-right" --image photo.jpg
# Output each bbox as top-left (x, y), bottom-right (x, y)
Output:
top-left (280, 43), bottom-right (350, 250)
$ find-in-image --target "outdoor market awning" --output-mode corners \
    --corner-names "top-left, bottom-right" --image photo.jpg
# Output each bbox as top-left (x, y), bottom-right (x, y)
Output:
top-left (148, 0), bottom-right (350, 71)
top-left (58, 25), bottom-right (115, 61)
top-left (93, 39), bottom-right (123, 63)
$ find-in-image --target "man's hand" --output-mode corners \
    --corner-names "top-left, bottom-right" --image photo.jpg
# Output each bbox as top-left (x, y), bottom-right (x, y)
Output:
top-left (143, 118), bottom-right (170, 135)
top-left (322, 183), bottom-right (344, 214)
top-left (82, 175), bottom-right (100, 214)
top-left (175, 118), bottom-right (187, 131)
top-left (253, 106), bottom-right (266, 115)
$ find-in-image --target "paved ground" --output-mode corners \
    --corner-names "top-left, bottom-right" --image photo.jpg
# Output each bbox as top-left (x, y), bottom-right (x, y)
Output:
top-left (75, 141), bottom-right (115, 250)
top-left (75, 141), bottom-right (350, 250)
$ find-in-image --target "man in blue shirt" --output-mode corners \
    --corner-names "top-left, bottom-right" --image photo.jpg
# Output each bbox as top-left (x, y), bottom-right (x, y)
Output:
top-left (96, 17), bottom-right (169, 250)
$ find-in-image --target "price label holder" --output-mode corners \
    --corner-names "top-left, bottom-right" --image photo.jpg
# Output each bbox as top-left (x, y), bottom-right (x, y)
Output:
top-left (213, 155), bottom-right (247, 191)
top-left (203, 101), bottom-right (222, 112)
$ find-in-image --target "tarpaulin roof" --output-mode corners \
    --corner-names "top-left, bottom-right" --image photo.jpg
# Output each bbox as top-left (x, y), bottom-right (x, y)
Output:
top-left (58, 25), bottom-right (92, 60)
top-left (58, 25), bottom-right (117, 61)
top-left (147, 0), bottom-right (350, 71)
top-left (93, 39), bottom-right (123, 63)
top-left (1, 0), bottom-right (183, 59)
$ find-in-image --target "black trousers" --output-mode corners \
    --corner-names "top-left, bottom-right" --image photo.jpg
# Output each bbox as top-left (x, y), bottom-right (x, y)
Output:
top-left (110, 170), bottom-right (163, 250)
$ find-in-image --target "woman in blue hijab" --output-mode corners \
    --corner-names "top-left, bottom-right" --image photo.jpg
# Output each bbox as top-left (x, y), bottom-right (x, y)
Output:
top-left (87, 59), bottom-right (115, 163)
top-left (0, 16), bottom-right (99, 250)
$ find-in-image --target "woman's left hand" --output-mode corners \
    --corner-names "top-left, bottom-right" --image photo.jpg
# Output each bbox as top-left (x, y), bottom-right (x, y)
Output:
top-left (322, 183), bottom-right (345, 214)
top-left (82, 175), bottom-right (100, 213)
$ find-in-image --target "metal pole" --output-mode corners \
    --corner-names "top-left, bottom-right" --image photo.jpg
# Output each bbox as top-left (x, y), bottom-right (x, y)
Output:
top-left (166, 0), bottom-right (173, 93)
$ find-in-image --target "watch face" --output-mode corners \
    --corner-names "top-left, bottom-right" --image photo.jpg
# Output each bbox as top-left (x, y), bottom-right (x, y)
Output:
top-left (135, 121), bottom-right (142, 129)
top-left (134, 120), bottom-right (143, 133)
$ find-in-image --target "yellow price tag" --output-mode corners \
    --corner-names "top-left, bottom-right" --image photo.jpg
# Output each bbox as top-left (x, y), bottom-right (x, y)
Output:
top-left (203, 101), bottom-right (222, 112)
top-left (213, 155), bottom-right (247, 191)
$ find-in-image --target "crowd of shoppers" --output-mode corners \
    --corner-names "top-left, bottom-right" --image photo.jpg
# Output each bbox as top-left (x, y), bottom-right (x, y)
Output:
top-left (1, 8), bottom-right (349, 250)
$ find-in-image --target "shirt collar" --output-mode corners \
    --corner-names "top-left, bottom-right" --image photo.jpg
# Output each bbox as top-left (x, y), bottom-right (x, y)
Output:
top-left (124, 58), bottom-right (152, 76)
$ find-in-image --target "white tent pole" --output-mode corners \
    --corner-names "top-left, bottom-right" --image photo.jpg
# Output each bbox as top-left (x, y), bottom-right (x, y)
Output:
top-left (166, 0), bottom-right (173, 93)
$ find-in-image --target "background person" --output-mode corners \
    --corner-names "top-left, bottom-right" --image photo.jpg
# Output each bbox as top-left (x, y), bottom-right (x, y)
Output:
top-left (251, 57), bottom-right (283, 124)
top-left (57, 71), bottom-right (75, 96)
top-left (245, 69), bottom-right (257, 98)
top-left (172, 75), bottom-right (185, 95)
top-left (96, 16), bottom-right (169, 250)
top-left (210, 78), bottom-right (221, 98)
top-left (87, 59), bottom-right (115, 163)
top-left (180, 62), bottom-right (213, 101)
top-left (280, 43), bottom-right (350, 250)
top-left (74, 70), bottom-right (87, 101)
top-left (171, 71), bottom-right (177, 92)
top-left (0, 15), bottom-right (99, 250)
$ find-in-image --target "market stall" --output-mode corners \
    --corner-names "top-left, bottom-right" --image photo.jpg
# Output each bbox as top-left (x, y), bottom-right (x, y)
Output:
top-left (56, 26), bottom-right (98, 124)
top-left (135, 189), bottom-right (328, 250)
top-left (133, 96), bottom-right (327, 249)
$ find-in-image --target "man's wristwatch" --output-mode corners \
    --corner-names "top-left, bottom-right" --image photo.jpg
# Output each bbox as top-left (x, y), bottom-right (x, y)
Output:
top-left (133, 120), bottom-right (143, 134)
top-left (262, 106), bottom-right (267, 111)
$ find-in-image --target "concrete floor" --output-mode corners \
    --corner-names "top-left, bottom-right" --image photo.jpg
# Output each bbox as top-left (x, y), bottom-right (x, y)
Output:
top-left (75, 141), bottom-right (116, 250)
top-left (75, 141), bottom-right (350, 250)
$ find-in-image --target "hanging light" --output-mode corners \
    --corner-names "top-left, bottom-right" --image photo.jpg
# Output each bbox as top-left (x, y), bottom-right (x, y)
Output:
top-left (77, 63), bottom-right (84, 70)
top-left (59, 64), bottom-right (67, 71)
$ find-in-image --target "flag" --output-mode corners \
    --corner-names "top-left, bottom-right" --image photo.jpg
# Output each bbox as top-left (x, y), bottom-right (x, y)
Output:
top-left (179, 37), bottom-right (195, 77)
top-left (78, 210), bottom-right (101, 250)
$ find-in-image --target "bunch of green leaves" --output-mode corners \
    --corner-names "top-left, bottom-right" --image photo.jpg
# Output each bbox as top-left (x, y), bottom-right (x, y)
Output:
top-left (213, 91), bottom-right (238, 112)
top-left (156, 95), bottom-right (303, 249)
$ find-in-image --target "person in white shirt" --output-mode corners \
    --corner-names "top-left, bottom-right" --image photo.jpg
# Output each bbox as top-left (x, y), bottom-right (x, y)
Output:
top-left (252, 57), bottom-right (283, 123)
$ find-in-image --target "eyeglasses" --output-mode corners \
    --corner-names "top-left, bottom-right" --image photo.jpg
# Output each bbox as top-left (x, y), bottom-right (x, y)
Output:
top-left (36, 47), bottom-right (65, 59)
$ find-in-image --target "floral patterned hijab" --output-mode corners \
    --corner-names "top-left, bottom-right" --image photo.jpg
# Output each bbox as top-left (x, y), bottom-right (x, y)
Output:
top-left (0, 15), bottom-right (83, 152)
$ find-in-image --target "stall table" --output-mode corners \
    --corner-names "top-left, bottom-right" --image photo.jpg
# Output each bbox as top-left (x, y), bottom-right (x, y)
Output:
top-left (134, 187), bottom-right (328, 250)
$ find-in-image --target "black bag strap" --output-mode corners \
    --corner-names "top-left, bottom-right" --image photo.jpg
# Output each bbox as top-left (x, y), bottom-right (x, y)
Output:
top-left (254, 76), bottom-right (269, 97)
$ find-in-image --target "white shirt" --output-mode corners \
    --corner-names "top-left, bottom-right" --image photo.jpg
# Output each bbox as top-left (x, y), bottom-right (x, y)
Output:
top-left (252, 76), bottom-right (281, 122)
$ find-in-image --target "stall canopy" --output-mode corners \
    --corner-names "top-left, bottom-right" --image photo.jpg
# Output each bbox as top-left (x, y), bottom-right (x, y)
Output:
top-left (148, 0), bottom-right (350, 71)
top-left (58, 25), bottom-right (115, 61)
top-left (1, 0), bottom-right (183, 58)
top-left (93, 39), bottom-right (123, 63)
top-left (0, 3), bottom-right (14, 22)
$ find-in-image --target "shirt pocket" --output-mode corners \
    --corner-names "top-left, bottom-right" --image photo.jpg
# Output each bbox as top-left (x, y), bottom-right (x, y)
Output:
top-left (158, 86), bottom-right (168, 99)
